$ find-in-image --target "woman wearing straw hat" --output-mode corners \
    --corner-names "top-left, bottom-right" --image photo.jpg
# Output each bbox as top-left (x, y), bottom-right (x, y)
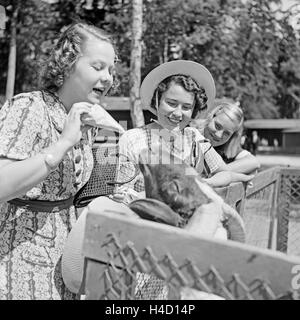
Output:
top-left (61, 60), bottom-right (249, 297)
top-left (112, 60), bottom-right (253, 204)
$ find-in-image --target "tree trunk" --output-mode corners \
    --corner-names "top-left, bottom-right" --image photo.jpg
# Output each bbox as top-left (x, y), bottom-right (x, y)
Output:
top-left (163, 32), bottom-right (168, 63)
top-left (5, 6), bottom-right (18, 100)
top-left (129, 0), bottom-right (144, 128)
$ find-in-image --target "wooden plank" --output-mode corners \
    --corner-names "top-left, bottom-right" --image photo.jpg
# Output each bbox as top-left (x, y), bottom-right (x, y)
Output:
top-left (217, 167), bottom-right (279, 211)
top-left (276, 170), bottom-right (290, 253)
top-left (85, 261), bottom-right (107, 300)
top-left (287, 204), bottom-right (300, 256)
top-left (83, 210), bottom-right (300, 297)
top-left (280, 167), bottom-right (300, 177)
top-left (288, 218), bottom-right (300, 256)
top-left (277, 167), bottom-right (300, 255)
top-left (243, 204), bottom-right (271, 248)
top-left (268, 177), bottom-right (280, 250)
top-left (242, 182), bottom-right (278, 249)
top-left (245, 167), bottom-right (279, 197)
top-left (216, 182), bottom-right (245, 209)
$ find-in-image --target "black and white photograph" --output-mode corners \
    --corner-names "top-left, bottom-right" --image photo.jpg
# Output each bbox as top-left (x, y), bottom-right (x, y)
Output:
top-left (0, 0), bottom-right (300, 304)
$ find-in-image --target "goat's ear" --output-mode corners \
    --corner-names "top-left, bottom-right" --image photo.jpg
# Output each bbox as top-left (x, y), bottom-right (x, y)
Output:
top-left (129, 198), bottom-right (184, 227)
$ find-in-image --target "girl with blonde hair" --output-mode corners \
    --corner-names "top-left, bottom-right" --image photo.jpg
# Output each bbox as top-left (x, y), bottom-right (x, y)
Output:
top-left (193, 102), bottom-right (260, 174)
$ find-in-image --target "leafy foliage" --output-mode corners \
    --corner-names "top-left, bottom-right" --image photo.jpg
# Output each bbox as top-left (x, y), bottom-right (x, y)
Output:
top-left (1, 0), bottom-right (300, 118)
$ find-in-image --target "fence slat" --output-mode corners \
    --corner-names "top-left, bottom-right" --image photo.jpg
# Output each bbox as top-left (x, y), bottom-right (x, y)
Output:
top-left (80, 163), bottom-right (300, 300)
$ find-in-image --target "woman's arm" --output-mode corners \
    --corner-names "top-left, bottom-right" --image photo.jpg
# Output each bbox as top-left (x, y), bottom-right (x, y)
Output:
top-left (212, 151), bottom-right (260, 175)
top-left (0, 102), bottom-right (92, 203)
top-left (203, 171), bottom-right (254, 188)
top-left (0, 140), bottom-right (71, 202)
top-left (224, 154), bottom-right (260, 174)
top-left (199, 143), bottom-right (255, 187)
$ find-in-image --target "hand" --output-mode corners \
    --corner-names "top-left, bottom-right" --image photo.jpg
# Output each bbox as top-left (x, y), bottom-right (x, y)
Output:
top-left (60, 102), bottom-right (93, 149)
top-left (109, 186), bottom-right (145, 205)
top-left (229, 172), bottom-right (254, 184)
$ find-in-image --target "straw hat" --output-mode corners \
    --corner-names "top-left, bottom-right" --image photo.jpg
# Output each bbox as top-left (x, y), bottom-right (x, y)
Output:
top-left (140, 60), bottom-right (216, 116)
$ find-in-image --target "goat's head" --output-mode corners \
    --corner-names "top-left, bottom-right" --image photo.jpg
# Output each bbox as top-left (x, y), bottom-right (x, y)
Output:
top-left (136, 147), bottom-right (222, 224)
top-left (129, 147), bottom-right (245, 242)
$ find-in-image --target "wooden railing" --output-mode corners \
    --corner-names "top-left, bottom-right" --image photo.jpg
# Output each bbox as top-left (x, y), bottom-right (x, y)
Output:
top-left (216, 167), bottom-right (279, 249)
top-left (83, 208), bottom-right (300, 300)
top-left (84, 144), bottom-right (300, 254)
top-left (216, 166), bottom-right (300, 255)
top-left (81, 162), bottom-right (300, 300)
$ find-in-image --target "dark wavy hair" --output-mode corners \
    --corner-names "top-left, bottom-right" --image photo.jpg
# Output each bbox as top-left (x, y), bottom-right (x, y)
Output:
top-left (40, 22), bottom-right (118, 92)
top-left (150, 75), bottom-right (208, 119)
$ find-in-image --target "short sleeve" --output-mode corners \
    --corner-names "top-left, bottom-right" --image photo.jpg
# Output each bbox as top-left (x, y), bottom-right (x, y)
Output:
top-left (202, 145), bottom-right (225, 174)
top-left (0, 93), bottom-right (45, 160)
top-left (235, 149), bottom-right (251, 160)
top-left (187, 127), bottom-right (225, 174)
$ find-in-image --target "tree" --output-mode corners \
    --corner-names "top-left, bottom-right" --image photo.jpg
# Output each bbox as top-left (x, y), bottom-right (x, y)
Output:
top-left (0, 0), bottom-right (78, 96)
top-left (1, 0), bottom-right (300, 120)
top-left (274, 4), bottom-right (300, 118)
top-left (129, 0), bottom-right (144, 127)
top-left (177, 0), bottom-right (283, 118)
top-left (142, 0), bottom-right (299, 119)
top-left (4, 1), bottom-right (19, 100)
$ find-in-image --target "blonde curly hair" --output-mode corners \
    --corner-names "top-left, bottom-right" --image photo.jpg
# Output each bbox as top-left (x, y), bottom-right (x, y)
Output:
top-left (40, 22), bottom-right (118, 92)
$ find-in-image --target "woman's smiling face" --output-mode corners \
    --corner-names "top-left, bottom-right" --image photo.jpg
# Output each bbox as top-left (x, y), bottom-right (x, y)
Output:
top-left (205, 112), bottom-right (238, 146)
top-left (157, 82), bottom-right (195, 131)
top-left (66, 38), bottom-right (116, 105)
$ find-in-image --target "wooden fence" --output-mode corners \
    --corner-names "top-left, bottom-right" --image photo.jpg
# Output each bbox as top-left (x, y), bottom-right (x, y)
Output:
top-left (217, 166), bottom-right (300, 255)
top-left (80, 144), bottom-right (300, 299)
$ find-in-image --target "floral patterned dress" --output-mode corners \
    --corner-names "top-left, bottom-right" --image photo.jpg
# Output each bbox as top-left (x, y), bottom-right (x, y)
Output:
top-left (0, 91), bottom-right (95, 300)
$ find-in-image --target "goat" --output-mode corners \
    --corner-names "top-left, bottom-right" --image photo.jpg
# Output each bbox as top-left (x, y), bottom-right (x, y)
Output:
top-left (129, 148), bottom-right (245, 242)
